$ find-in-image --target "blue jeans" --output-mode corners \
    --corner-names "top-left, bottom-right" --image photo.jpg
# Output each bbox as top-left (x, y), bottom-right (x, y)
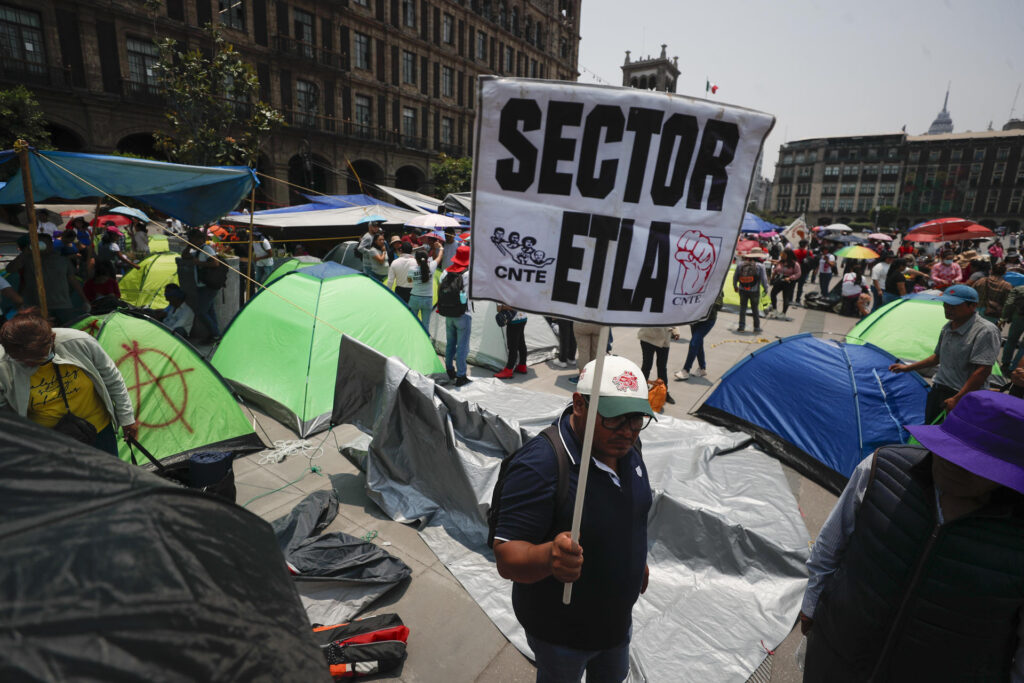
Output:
top-left (737, 290), bottom-right (761, 331)
top-left (684, 314), bottom-right (718, 371)
top-left (526, 630), bottom-right (630, 683)
top-left (882, 291), bottom-right (899, 305)
top-left (444, 313), bottom-right (471, 376)
top-left (818, 273), bottom-right (833, 296)
top-left (408, 294), bottom-right (433, 333)
top-left (254, 262), bottom-right (274, 283)
top-left (195, 285), bottom-right (220, 338)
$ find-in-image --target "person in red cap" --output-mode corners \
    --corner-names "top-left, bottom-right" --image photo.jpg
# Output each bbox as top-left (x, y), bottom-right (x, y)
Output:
top-left (799, 391), bottom-right (1024, 682)
top-left (436, 244), bottom-right (472, 386)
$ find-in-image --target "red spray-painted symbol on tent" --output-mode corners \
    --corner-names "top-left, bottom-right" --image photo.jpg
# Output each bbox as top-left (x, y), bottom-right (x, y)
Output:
top-left (116, 340), bottom-right (195, 432)
top-left (82, 319), bottom-right (101, 338)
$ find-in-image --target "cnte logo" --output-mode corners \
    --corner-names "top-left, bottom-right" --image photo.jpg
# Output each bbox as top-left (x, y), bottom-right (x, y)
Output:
top-left (491, 228), bottom-right (554, 283)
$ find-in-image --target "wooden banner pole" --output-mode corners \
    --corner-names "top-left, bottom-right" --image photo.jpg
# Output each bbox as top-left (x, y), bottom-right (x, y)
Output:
top-left (15, 140), bottom-right (48, 320)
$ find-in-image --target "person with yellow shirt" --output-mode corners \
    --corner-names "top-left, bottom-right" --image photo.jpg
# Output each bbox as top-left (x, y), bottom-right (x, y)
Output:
top-left (0, 310), bottom-right (137, 456)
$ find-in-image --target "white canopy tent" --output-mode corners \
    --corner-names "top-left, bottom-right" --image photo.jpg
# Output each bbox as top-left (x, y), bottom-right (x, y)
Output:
top-left (428, 301), bottom-right (558, 370)
top-left (223, 204), bottom-right (423, 229)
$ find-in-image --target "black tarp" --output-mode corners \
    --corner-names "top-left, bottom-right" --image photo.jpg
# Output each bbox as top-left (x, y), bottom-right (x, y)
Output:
top-left (0, 414), bottom-right (330, 682)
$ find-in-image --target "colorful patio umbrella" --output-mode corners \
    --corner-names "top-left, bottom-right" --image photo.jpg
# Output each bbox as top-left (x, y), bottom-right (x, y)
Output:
top-left (905, 217), bottom-right (995, 242)
top-left (834, 245), bottom-right (879, 259)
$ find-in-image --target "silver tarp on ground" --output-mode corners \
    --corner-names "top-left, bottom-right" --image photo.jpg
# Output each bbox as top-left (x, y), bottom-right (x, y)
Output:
top-left (332, 338), bottom-right (809, 682)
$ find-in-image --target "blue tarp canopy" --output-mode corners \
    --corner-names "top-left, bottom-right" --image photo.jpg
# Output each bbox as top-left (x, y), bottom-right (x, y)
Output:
top-left (694, 333), bottom-right (928, 494)
top-left (0, 149), bottom-right (255, 226)
top-left (740, 212), bottom-right (781, 234)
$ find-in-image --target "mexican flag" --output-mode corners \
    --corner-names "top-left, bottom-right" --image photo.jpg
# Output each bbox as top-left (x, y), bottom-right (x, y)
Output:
top-left (706, 79), bottom-right (719, 95)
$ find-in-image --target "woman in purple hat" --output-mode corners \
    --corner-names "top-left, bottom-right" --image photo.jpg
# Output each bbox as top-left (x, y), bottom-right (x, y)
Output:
top-left (799, 391), bottom-right (1024, 682)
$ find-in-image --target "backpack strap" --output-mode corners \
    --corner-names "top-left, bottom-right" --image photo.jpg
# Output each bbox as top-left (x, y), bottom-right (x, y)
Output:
top-left (539, 423), bottom-right (570, 537)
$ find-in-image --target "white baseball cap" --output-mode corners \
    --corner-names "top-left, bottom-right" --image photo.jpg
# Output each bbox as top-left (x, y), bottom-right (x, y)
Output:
top-left (576, 356), bottom-right (656, 419)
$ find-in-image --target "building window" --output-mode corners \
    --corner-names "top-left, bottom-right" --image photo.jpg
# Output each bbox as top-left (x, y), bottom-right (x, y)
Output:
top-left (777, 198), bottom-right (789, 211)
top-left (295, 79), bottom-right (319, 127)
top-left (841, 184), bottom-right (856, 196)
top-left (0, 4), bottom-right (45, 75)
top-left (822, 184), bottom-right (836, 196)
top-left (441, 116), bottom-right (454, 145)
top-left (963, 190), bottom-right (976, 213)
top-left (950, 148), bottom-right (962, 161)
top-left (842, 165), bottom-right (859, 176)
top-left (353, 0), bottom-right (368, 5)
top-left (217, 0), bottom-right (245, 30)
top-left (993, 162), bottom-right (1006, 185)
top-left (996, 147), bottom-right (1010, 161)
top-left (1017, 160), bottom-right (1024, 184)
top-left (530, 58), bottom-right (537, 78)
top-left (504, 46), bottom-right (513, 73)
top-left (795, 198), bottom-right (808, 211)
top-left (441, 66), bottom-right (454, 97)
top-left (477, 31), bottom-right (487, 60)
top-left (799, 166), bottom-right (813, 177)
top-left (294, 8), bottom-right (314, 57)
top-left (973, 148), bottom-right (986, 161)
top-left (820, 198), bottom-right (834, 211)
top-left (795, 152), bottom-right (805, 164)
top-left (402, 50), bottom-right (416, 84)
top-left (776, 185), bottom-right (791, 197)
top-left (824, 165), bottom-right (839, 177)
top-left (879, 183), bottom-right (896, 196)
top-left (846, 149), bottom-right (858, 160)
top-left (126, 36), bottom-right (159, 94)
top-left (969, 163), bottom-right (982, 187)
top-left (354, 32), bottom-right (371, 69)
top-left (1009, 189), bottom-right (1022, 214)
top-left (443, 14), bottom-right (454, 44)
top-left (985, 189), bottom-right (1000, 213)
top-left (928, 149), bottom-right (941, 162)
top-left (778, 167), bottom-right (794, 179)
top-left (401, 107), bottom-right (418, 144)
top-left (796, 183), bottom-right (810, 196)
top-left (827, 149), bottom-right (839, 161)
top-left (881, 164), bottom-right (899, 176)
top-left (867, 148), bottom-right (878, 160)
top-left (354, 94), bottom-right (372, 134)
top-left (781, 153), bottom-right (794, 164)
top-left (838, 199), bottom-right (853, 212)
top-left (402, 0), bottom-right (416, 28)
top-left (908, 150), bottom-right (920, 162)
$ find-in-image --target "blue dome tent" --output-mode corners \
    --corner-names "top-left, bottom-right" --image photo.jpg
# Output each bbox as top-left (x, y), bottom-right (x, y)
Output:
top-left (694, 334), bottom-right (928, 494)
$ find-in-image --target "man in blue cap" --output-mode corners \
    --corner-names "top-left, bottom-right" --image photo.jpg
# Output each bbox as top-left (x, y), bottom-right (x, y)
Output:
top-left (799, 391), bottom-right (1024, 682)
top-left (889, 283), bottom-right (1001, 423)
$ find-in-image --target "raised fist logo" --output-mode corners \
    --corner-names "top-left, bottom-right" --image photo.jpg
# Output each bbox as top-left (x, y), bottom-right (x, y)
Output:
top-left (674, 229), bottom-right (719, 295)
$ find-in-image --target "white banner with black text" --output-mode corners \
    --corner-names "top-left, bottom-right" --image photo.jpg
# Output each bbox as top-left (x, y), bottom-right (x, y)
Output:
top-left (469, 77), bottom-right (775, 326)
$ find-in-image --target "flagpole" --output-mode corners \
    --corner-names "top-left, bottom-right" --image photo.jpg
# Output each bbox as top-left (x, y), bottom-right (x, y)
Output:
top-left (562, 324), bottom-right (610, 605)
top-left (245, 184), bottom-right (256, 302)
top-left (15, 140), bottom-right (48, 320)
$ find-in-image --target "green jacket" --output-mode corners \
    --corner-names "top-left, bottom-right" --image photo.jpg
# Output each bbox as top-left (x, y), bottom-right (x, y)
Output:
top-left (0, 328), bottom-right (135, 429)
top-left (1001, 284), bottom-right (1024, 322)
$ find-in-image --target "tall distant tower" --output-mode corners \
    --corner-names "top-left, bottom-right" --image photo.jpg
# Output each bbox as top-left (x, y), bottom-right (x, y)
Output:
top-left (926, 85), bottom-right (954, 135)
top-left (621, 44), bottom-right (679, 92)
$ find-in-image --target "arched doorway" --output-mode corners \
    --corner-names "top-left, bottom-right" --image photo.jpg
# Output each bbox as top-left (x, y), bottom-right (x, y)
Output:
top-left (347, 159), bottom-right (385, 195)
top-left (116, 132), bottom-right (159, 159)
top-left (46, 122), bottom-right (84, 152)
top-left (394, 165), bottom-right (425, 192)
top-left (978, 218), bottom-right (997, 229)
top-left (1004, 219), bottom-right (1020, 231)
top-left (287, 153), bottom-right (331, 205)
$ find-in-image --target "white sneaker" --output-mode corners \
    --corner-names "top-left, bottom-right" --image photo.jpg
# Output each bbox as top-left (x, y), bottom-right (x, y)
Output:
top-left (674, 369), bottom-right (690, 381)
top-left (551, 359), bottom-right (570, 368)
top-left (693, 368), bottom-right (707, 377)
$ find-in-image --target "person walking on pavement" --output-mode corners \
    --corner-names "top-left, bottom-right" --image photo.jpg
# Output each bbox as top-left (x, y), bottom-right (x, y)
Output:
top-left (358, 220), bottom-right (383, 277)
top-left (972, 261), bottom-right (1012, 326)
top-left (769, 248), bottom-right (801, 318)
top-left (793, 239), bottom-right (812, 303)
top-left (495, 307), bottom-right (528, 380)
top-left (817, 246), bottom-right (837, 297)
top-left (676, 292), bottom-right (723, 382)
top-left (890, 284), bottom-right (1001, 423)
top-left (870, 251), bottom-right (895, 311)
top-left (493, 356), bottom-right (654, 683)
top-left (436, 245), bottom-right (472, 386)
top-left (999, 280), bottom-right (1024, 375)
top-left (733, 248), bottom-right (769, 333)
top-left (799, 391), bottom-right (1024, 683)
top-left (637, 326), bottom-right (679, 405)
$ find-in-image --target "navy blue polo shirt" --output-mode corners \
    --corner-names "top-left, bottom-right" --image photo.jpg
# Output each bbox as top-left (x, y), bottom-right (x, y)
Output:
top-left (494, 409), bottom-right (652, 651)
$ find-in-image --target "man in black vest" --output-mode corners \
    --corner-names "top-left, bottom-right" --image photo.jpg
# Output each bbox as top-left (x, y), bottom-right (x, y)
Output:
top-left (493, 356), bottom-right (654, 683)
top-left (799, 391), bottom-right (1024, 682)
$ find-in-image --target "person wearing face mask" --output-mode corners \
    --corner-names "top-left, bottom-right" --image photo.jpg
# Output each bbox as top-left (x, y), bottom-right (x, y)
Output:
top-left (799, 391), bottom-right (1024, 683)
top-left (928, 249), bottom-right (963, 290)
top-left (0, 309), bottom-right (137, 456)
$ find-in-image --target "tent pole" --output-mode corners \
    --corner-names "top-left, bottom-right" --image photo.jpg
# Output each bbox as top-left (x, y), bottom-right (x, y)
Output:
top-left (15, 140), bottom-right (48, 320)
top-left (245, 185), bottom-right (256, 302)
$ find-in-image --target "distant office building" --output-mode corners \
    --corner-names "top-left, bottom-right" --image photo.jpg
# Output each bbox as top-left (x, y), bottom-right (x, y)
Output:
top-left (1, 0), bottom-right (582, 208)
top-left (771, 125), bottom-right (1024, 231)
top-left (926, 87), bottom-right (954, 136)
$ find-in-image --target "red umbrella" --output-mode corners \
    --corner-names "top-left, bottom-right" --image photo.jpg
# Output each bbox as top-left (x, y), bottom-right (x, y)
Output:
top-left (91, 214), bottom-right (132, 228)
top-left (736, 239), bottom-right (759, 252)
top-left (905, 217), bottom-right (995, 242)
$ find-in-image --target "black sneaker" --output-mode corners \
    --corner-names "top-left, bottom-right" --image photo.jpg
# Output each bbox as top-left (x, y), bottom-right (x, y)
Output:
top-left (455, 375), bottom-right (471, 386)
top-left (665, 393), bottom-right (676, 405)
top-left (446, 367), bottom-right (456, 380)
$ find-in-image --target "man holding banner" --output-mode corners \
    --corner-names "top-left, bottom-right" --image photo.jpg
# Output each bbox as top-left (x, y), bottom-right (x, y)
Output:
top-left (472, 77), bottom-right (774, 680)
top-left (493, 355), bottom-right (654, 682)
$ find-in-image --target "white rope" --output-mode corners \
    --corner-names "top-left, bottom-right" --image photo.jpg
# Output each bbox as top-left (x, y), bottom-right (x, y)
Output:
top-left (258, 439), bottom-right (325, 465)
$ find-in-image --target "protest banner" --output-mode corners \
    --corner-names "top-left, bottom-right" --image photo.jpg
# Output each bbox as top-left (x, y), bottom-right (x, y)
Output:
top-left (470, 77), bottom-right (775, 326)
top-left (782, 214), bottom-right (810, 246)
top-left (470, 78), bottom-right (775, 604)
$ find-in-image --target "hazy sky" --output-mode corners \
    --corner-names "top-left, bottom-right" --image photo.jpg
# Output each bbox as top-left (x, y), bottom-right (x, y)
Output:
top-left (577, 0), bottom-right (1023, 179)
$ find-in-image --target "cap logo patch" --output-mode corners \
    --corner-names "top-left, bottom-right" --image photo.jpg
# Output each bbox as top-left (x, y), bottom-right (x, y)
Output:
top-left (611, 371), bottom-right (639, 393)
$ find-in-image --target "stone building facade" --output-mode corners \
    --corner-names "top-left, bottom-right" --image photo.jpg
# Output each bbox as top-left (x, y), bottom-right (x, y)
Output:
top-left (0, 0), bottom-right (581, 208)
top-left (771, 126), bottom-right (1024, 231)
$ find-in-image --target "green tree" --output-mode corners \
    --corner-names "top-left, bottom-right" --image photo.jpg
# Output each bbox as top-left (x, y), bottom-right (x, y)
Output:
top-left (0, 86), bottom-right (51, 149)
top-left (431, 155), bottom-right (472, 197)
top-left (871, 205), bottom-right (898, 228)
top-left (153, 25), bottom-right (283, 166)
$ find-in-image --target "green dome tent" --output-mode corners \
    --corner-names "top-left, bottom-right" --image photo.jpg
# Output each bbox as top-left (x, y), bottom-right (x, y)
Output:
top-left (73, 311), bottom-right (264, 463)
top-left (846, 295), bottom-right (1002, 377)
top-left (212, 263), bottom-right (445, 436)
top-left (119, 252), bottom-right (179, 309)
top-left (263, 255), bottom-right (321, 287)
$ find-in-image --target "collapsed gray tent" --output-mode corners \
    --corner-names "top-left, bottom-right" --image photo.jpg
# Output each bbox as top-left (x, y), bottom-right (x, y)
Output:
top-left (325, 240), bottom-right (363, 270)
top-left (0, 414), bottom-right (329, 681)
top-left (332, 337), bottom-right (809, 682)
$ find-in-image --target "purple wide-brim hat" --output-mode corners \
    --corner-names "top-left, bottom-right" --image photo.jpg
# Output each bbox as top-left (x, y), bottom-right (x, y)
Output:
top-left (906, 391), bottom-right (1024, 494)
